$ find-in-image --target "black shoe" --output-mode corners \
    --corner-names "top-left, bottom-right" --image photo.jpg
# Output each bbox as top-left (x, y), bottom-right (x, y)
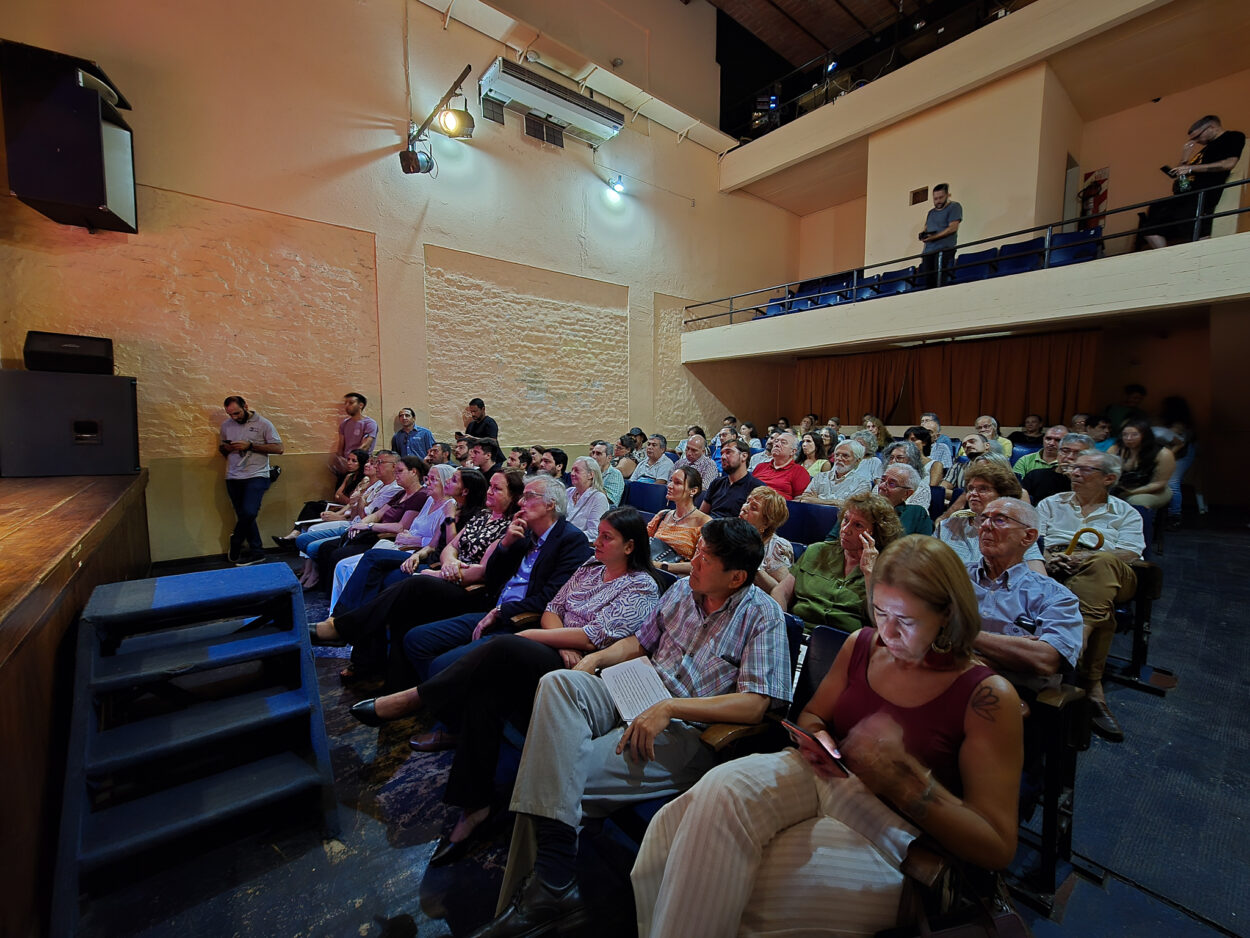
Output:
top-left (429, 808), bottom-right (500, 867)
top-left (272, 534), bottom-right (298, 549)
top-left (349, 698), bottom-right (393, 727)
top-left (309, 624), bottom-right (347, 647)
top-left (465, 874), bottom-right (587, 938)
top-left (233, 549), bottom-right (264, 566)
top-left (1089, 696), bottom-right (1124, 743)
top-left (227, 541), bottom-right (242, 564)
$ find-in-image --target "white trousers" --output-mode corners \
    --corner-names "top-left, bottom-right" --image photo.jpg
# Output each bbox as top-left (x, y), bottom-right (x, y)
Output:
top-left (632, 749), bottom-right (918, 938)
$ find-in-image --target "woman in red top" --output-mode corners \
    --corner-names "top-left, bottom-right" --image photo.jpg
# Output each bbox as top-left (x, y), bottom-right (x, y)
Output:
top-left (633, 535), bottom-right (1023, 937)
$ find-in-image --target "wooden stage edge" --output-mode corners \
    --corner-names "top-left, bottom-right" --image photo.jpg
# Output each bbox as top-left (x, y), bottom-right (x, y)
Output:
top-left (0, 471), bottom-right (151, 938)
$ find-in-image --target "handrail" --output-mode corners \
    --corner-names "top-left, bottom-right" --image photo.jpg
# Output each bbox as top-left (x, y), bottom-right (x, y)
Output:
top-left (683, 176), bottom-right (1250, 326)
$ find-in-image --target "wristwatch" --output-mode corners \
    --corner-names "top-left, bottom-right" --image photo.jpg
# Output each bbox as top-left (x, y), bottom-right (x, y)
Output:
top-left (660, 562), bottom-right (669, 572)
top-left (367, 522), bottom-right (374, 530)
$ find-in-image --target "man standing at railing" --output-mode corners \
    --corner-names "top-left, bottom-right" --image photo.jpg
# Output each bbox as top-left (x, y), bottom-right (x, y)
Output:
top-left (1143, 115), bottom-right (1245, 249)
top-left (918, 183), bottom-right (962, 288)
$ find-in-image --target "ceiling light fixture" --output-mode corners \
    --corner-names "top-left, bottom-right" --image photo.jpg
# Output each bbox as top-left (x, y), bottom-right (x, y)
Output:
top-left (400, 63), bottom-right (472, 175)
top-left (609, 174), bottom-right (625, 193)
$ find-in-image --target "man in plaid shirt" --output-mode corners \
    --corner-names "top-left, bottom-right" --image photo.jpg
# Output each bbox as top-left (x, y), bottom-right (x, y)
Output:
top-left (469, 518), bottom-right (791, 938)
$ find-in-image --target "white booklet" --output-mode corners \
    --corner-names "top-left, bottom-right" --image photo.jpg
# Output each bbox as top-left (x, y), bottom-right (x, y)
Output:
top-left (600, 656), bottom-right (672, 723)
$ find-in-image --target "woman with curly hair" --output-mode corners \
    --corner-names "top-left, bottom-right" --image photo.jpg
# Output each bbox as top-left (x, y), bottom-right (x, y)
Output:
top-left (771, 492), bottom-right (903, 633)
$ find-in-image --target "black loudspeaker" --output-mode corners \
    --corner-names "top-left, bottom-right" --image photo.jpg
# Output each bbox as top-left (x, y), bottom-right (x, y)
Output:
top-left (0, 39), bottom-right (137, 233)
top-left (23, 330), bottom-right (115, 374)
top-left (0, 371), bottom-right (139, 477)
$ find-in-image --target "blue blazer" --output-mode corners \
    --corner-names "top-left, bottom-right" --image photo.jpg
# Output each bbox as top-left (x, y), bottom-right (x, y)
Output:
top-left (483, 517), bottom-right (593, 626)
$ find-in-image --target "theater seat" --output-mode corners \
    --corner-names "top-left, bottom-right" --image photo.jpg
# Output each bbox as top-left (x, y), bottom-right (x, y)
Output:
top-left (949, 247), bottom-right (998, 283)
top-left (1048, 227), bottom-right (1102, 267)
top-left (994, 237), bottom-right (1044, 275)
top-left (876, 266), bottom-right (916, 297)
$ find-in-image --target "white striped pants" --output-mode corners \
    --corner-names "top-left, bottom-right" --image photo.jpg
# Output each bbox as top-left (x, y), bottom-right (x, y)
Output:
top-left (632, 749), bottom-right (918, 938)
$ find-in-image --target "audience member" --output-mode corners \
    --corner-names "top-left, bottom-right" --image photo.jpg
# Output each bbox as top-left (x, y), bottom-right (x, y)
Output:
top-left (506, 447), bottom-right (532, 474)
top-left (1069, 413), bottom-right (1090, 434)
top-left (296, 451), bottom-right (401, 588)
top-left (918, 182), bottom-right (963, 288)
top-left (938, 462), bottom-right (1044, 573)
top-left (1014, 425), bottom-right (1067, 478)
top-left (346, 507), bottom-right (661, 866)
top-left (1157, 395), bottom-right (1196, 525)
top-left (565, 457), bottom-right (610, 539)
top-left (1142, 115), bottom-right (1245, 248)
top-left (775, 416), bottom-right (791, 430)
top-left (673, 434), bottom-right (719, 484)
top-left (942, 432), bottom-right (989, 493)
top-left (629, 427), bottom-right (648, 461)
top-left (426, 442), bottom-right (451, 465)
top-left (631, 434), bottom-right (675, 485)
top-left (462, 396), bottom-right (499, 440)
top-left (748, 433), bottom-right (777, 471)
top-left (739, 422), bottom-right (764, 454)
top-left (700, 440), bottom-right (764, 518)
top-left (799, 439), bottom-right (873, 506)
top-left (218, 395), bottom-right (284, 566)
top-left (589, 440), bottom-right (624, 506)
top-left (274, 448), bottom-right (370, 548)
top-left (538, 448), bottom-right (569, 479)
top-left (391, 407), bottom-right (435, 459)
top-left (722, 414), bottom-right (738, 428)
top-left (634, 536), bottom-right (1021, 938)
top-left (1104, 384), bottom-right (1148, 434)
top-left (771, 492), bottom-right (902, 632)
top-left (738, 486), bottom-right (793, 592)
top-left (1109, 418), bottom-right (1175, 511)
top-left (709, 426), bottom-right (736, 471)
top-left (904, 424), bottom-right (951, 475)
top-left (1008, 415), bottom-right (1046, 448)
top-left (861, 415), bottom-right (893, 454)
top-left (1089, 416), bottom-right (1116, 452)
top-left (920, 412), bottom-right (956, 464)
top-left (798, 431), bottom-right (831, 475)
top-left (330, 391), bottom-right (377, 477)
top-left (752, 431), bottom-right (811, 500)
top-left (647, 467), bottom-right (709, 575)
top-left (467, 437), bottom-right (505, 481)
top-left (452, 437), bottom-right (473, 467)
top-left (614, 435), bottom-right (640, 478)
top-left (475, 519), bottom-right (790, 938)
top-left (1020, 432), bottom-right (1093, 505)
top-left (1037, 451), bottom-right (1145, 742)
top-left (850, 429), bottom-right (884, 481)
top-left (880, 441), bottom-right (936, 509)
top-left (876, 463), bottom-right (934, 535)
top-left (974, 415), bottom-right (1013, 458)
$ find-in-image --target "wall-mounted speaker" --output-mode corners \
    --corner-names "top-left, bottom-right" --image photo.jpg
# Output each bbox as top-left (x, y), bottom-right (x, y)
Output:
top-left (0, 39), bottom-right (137, 233)
top-left (23, 330), bottom-right (115, 375)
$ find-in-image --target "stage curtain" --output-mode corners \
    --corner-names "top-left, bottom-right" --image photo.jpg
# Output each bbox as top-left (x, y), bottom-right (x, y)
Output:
top-left (788, 347), bottom-right (912, 424)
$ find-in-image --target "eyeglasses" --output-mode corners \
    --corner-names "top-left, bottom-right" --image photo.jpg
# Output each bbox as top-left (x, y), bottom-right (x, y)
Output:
top-left (979, 513), bottom-right (1028, 530)
top-left (517, 491), bottom-right (544, 502)
top-left (1058, 446), bottom-right (1085, 456)
top-left (1067, 465), bottom-right (1102, 476)
top-left (879, 478), bottom-right (911, 490)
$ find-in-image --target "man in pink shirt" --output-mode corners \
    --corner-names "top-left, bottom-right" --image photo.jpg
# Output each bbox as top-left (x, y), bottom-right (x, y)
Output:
top-left (750, 431), bottom-right (810, 500)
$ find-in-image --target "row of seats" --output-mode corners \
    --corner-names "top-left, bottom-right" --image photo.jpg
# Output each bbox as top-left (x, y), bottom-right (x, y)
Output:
top-left (758, 226), bottom-right (1104, 317)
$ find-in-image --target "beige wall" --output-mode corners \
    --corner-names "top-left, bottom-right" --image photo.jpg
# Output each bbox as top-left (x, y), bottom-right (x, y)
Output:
top-left (1079, 66), bottom-right (1250, 252)
top-left (1036, 64), bottom-right (1084, 224)
top-left (0, 0), bottom-right (798, 560)
top-left (864, 65), bottom-right (1052, 267)
top-left (798, 198), bottom-right (867, 279)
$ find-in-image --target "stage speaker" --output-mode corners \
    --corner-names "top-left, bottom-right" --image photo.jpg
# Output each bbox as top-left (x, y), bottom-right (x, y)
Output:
top-left (23, 331), bottom-right (115, 375)
top-left (0, 371), bottom-right (139, 477)
top-left (0, 39), bottom-right (137, 233)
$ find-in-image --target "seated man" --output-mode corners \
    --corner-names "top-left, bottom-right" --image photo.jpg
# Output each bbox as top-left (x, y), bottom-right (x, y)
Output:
top-left (1089, 416), bottom-right (1116, 452)
top-left (590, 440), bottom-right (625, 506)
top-left (938, 462), bottom-right (1045, 573)
top-left (943, 432), bottom-right (990, 494)
top-left (747, 432), bottom-right (776, 471)
top-left (974, 415), bottom-right (1014, 459)
top-left (876, 463), bottom-right (934, 535)
top-left (537, 447), bottom-right (569, 481)
top-left (968, 497), bottom-right (1082, 691)
top-left (1014, 424), bottom-right (1067, 478)
top-left (920, 412), bottom-right (956, 467)
top-left (472, 519), bottom-right (790, 938)
top-left (699, 439), bottom-right (764, 518)
top-left (1021, 432), bottom-right (1093, 505)
top-left (750, 431), bottom-right (810, 500)
top-left (798, 439), bottom-right (872, 506)
top-left (1037, 452), bottom-right (1145, 743)
top-left (630, 434), bottom-right (675, 485)
top-left (425, 441), bottom-right (451, 466)
top-left (673, 433), bottom-right (719, 484)
top-left (467, 436), bottom-right (505, 481)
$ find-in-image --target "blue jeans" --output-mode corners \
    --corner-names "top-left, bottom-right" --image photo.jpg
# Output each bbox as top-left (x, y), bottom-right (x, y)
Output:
top-left (1168, 444), bottom-right (1196, 515)
top-left (225, 476), bottom-right (271, 550)
top-left (295, 522), bottom-right (348, 558)
top-left (402, 612), bottom-right (497, 682)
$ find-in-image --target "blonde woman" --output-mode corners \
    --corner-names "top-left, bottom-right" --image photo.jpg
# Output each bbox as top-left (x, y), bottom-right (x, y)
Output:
top-left (738, 486), bottom-right (793, 591)
top-left (565, 456), bottom-right (610, 539)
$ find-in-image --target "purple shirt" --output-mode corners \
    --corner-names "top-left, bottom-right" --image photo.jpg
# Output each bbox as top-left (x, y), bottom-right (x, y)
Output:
top-left (339, 416), bottom-right (378, 456)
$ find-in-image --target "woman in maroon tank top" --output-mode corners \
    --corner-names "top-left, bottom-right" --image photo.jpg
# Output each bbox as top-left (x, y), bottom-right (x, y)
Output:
top-left (633, 536), bottom-right (1024, 937)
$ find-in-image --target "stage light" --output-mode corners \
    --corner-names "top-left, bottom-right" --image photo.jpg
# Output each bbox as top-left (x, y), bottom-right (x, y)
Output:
top-left (434, 105), bottom-right (475, 139)
top-left (610, 175), bottom-right (625, 193)
top-left (399, 147), bottom-right (434, 174)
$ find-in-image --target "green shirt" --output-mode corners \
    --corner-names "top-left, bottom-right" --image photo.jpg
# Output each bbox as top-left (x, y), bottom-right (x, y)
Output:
top-left (1013, 451), bottom-right (1057, 478)
top-left (790, 541), bottom-right (870, 634)
top-left (896, 503), bottom-right (934, 536)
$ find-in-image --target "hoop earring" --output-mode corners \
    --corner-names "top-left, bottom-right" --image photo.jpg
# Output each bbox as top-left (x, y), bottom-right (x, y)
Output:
top-left (930, 632), bottom-right (953, 654)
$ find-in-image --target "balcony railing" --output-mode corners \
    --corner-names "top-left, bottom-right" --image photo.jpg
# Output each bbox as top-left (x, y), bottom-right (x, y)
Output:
top-left (683, 178), bottom-right (1250, 328)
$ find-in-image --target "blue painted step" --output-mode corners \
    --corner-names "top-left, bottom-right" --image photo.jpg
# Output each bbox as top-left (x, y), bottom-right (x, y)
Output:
top-left (90, 629), bottom-right (301, 691)
top-left (78, 751), bottom-right (324, 871)
top-left (86, 688), bottom-right (312, 774)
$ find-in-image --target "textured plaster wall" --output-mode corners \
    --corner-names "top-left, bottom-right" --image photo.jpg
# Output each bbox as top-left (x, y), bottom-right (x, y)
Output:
top-left (422, 244), bottom-right (629, 445)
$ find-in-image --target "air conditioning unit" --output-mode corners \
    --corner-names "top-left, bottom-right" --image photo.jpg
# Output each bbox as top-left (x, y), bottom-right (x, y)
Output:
top-left (480, 57), bottom-right (624, 145)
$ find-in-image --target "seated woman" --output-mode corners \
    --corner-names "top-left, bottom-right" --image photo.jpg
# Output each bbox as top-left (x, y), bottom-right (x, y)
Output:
top-left (565, 456), bottom-right (610, 539)
top-left (771, 492), bottom-right (902, 634)
top-left (936, 462), bottom-right (1045, 573)
top-left (273, 447), bottom-right (370, 547)
top-left (326, 462), bottom-right (457, 613)
top-left (1109, 417), bottom-right (1176, 511)
top-left (646, 466), bottom-right (709, 576)
top-left (881, 441), bottom-right (936, 510)
top-left (633, 536), bottom-right (1023, 938)
top-left (862, 414), bottom-right (893, 455)
top-left (798, 432), bottom-right (831, 476)
top-left (902, 426), bottom-right (947, 487)
top-left (347, 506), bottom-right (661, 865)
top-left (293, 456), bottom-right (385, 588)
top-left (738, 486), bottom-right (793, 592)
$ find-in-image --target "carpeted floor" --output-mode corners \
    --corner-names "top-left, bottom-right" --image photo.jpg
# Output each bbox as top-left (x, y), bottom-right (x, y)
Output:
top-left (77, 522), bottom-right (1248, 937)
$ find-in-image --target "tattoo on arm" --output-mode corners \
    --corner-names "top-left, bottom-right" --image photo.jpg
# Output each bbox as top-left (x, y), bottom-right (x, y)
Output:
top-left (971, 684), bottom-right (1000, 722)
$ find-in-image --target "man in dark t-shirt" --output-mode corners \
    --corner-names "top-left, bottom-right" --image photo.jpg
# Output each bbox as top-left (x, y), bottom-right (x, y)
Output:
top-left (1145, 115), bottom-right (1245, 247)
top-left (461, 396), bottom-right (500, 440)
top-left (700, 440), bottom-right (764, 517)
top-left (918, 183), bottom-right (963, 288)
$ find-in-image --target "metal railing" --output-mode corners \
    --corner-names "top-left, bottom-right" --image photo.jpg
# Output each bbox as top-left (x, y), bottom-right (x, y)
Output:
top-left (683, 177), bottom-right (1250, 328)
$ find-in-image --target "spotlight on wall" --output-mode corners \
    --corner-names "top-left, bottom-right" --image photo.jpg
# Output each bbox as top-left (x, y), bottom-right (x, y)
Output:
top-left (609, 175), bottom-right (625, 193)
top-left (401, 63), bottom-right (472, 176)
top-left (400, 146), bottom-right (434, 174)
top-left (434, 104), bottom-right (475, 139)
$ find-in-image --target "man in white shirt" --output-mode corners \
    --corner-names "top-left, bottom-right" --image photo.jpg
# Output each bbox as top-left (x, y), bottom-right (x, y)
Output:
top-left (1036, 451), bottom-right (1144, 743)
top-left (630, 434), bottom-right (675, 485)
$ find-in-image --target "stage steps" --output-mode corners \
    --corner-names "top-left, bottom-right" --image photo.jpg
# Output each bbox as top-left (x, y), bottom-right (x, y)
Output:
top-left (51, 564), bottom-right (337, 937)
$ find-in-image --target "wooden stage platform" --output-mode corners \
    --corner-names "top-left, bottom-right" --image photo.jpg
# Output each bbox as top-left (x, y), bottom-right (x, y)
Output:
top-left (0, 472), bottom-right (151, 938)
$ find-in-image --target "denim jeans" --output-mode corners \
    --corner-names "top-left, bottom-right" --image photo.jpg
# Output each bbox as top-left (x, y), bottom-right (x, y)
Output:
top-left (225, 476), bottom-right (271, 550)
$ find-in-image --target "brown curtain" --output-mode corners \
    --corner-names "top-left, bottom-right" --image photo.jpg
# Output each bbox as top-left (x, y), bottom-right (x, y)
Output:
top-left (781, 330), bottom-right (1100, 426)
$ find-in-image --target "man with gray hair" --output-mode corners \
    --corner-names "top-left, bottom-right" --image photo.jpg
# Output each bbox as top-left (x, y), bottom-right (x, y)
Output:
top-left (1021, 432), bottom-right (1094, 505)
top-left (630, 434), bottom-right (675, 485)
top-left (800, 439), bottom-right (872, 506)
top-left (751, 430), bottom-right (810, 500)
top-left (875, 462), bottom-right (933, 535)
top-left (1037, 451), bottom-right (1144, 742)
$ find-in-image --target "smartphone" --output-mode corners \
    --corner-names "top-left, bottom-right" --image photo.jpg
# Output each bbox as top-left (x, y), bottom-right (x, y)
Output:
top-left (1160, 165), bottom-right (1174, 176)
top-left (775, 717), bottom-right (850, 775)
